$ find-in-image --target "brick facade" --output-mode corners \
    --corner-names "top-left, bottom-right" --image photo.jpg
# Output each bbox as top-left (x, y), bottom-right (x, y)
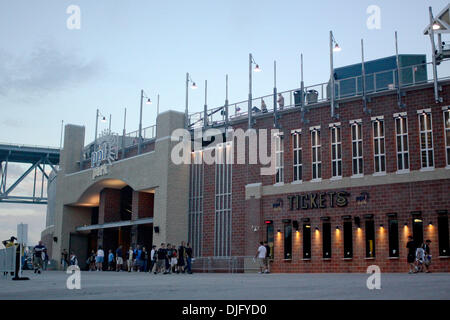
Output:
top-left (197, 83), bottom-right (450, 273)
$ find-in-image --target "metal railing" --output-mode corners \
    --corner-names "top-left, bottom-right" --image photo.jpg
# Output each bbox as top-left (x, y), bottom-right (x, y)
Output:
top-left (125, 124), bottom-right (157, 140)
top-left (192, 256), bottom-right (264, 273)
top-left (188, 59), bottom-right (450, 128)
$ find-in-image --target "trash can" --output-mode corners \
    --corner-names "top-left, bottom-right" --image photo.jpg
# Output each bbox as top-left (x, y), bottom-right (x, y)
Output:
top-left (306, 90), bottom-right (318, 104)
top-left (293, 90), bottom-right (305, 107)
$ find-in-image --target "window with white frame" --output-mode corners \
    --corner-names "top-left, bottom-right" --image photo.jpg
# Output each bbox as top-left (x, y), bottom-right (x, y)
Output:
top-left (395, 115), bottom-right (409, 171)
top-left (292, 131), bottom-right (302, 182)
top-left (214, 144), bottom-right (232, 257)
top-left (275, 133), bottom-right (284, 183)
top-left (330, 125), bottom-right (342, 178)
top-left (444, 109), bottom-right (450, 167)
top-left (372, 118), bottom-right (386, 173)
top-left (189, 151), bottom-right (204, 257)
top-left (419, 111), bottom-right (434, 169)
top-left (311, 128), bottom-right (321, 180)
top-left (351, 121), bottom-right (363, 176)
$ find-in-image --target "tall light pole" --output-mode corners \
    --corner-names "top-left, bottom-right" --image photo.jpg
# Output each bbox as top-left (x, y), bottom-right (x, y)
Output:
top-left (185, 72), bottom-right (197, 128)
top-left (361, 39), bottom-right (369, 114)
top-left (248, 53), bottom-right (261, 129)
top-left (225, 74), bottom-right (229, 129)
top-left (94, 108), bottom-right (107, 151)
top-left (428, 6), bottom-right (441, 103)
top-left (273, 60), bottom-right (278, 128)
top-left (204, 80), bottom-right (208, 128)
top-left (330, 31), bottom-right (341, 119)
top-left (138, 89), bottom-right (152, 155)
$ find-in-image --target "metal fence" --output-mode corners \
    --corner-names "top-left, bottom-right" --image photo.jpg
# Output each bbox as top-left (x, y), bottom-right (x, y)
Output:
top-left (191, 256), bottom-right (264, 273)
top-left (0, 246), bottom-right (16, 278)
top-left (125, 125), bottom-right (157, 140)
top-left (188, 59), bottom-right (450, 129)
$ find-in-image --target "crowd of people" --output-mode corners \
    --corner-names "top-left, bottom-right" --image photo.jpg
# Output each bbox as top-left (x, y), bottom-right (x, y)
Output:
top-left (406, 236), bottom-right (433, 274)
top-left (77, 241), bottom-right (194, 274)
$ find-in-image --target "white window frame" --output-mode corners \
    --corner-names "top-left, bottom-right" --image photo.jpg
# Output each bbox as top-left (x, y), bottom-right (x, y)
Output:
top-left (310, 126), bottom-right (321, 181)
top-left (330, 124), bottom-right (342, 179)
top-left (350, 120), bottom-right (363, 178)
top-left (275, 132), bottom-right (284, 184)
top-left (372, 116), bottom-right (386, 175)
top-left (394, 113), bottom-right (409, 173)
top-left (214, 144), bottom-right (232, 257)
top-left (291, 130), bottom-right (302, 183)
top-left (418, 109), bottom-right (434, 170)
top-left (443, 107), bottom-right (450, 169)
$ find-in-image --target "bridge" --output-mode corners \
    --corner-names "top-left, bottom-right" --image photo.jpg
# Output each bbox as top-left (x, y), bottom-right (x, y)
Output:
top-left (0, 143), bottom-right (60, 204)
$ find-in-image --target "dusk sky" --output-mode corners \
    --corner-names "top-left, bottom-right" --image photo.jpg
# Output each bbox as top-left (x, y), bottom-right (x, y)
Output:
top-left (0, 0), bottom-right (449, 245)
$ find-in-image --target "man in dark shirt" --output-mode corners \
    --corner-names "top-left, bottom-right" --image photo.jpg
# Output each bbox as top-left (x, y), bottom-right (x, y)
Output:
top-left (406, 236), bottom-right (416, 274)
top-left (166, 244), bottom-right (173, 274)
top-left (33, 241), bottom-right (46, 274)
top-left (155, 243), bottom-right (167, 274)
top-left (185, 242), bottom-right (193, 274)
top-left (178, 242), bottom-right (186, 273)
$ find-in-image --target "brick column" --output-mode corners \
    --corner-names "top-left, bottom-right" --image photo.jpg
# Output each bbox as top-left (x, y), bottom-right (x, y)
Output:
top-left (98, 188), bottom-right (121, 248)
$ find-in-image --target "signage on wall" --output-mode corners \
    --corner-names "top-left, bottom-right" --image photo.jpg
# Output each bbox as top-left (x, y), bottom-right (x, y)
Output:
top-left (356, 192), bottom-right (370, 205)
top-left (287, 191), bottom-right (350, 211)
top-left (272, 198), bottom-right (283, 212)
top-left (91, 132), bottom-right (119, 180)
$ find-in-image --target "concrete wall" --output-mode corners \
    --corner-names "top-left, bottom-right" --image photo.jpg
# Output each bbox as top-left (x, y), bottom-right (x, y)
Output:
top-left (48, 111), bottom-right (189, 267)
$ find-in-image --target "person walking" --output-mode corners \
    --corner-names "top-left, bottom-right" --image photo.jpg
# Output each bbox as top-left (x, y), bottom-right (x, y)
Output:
top-left (178, 242), bottom-right (186, 273)
top-left (171, 248), bottom-right (178, 274)
top-left (142, 247), bottom-right (148, 272)
top-left (166, 244), bottom-right (173, 274)
top-left (255, 241), bottom-right (267, 274)
top-left (415, 244), bottom-right (425, 273)
top-left (69, 252), bottom-right (78, 266)
top-left (149, 245), bottom-right (157, 273)
top-left (126, 246), bottom-right (134, 272)
top-left (406, 236), bottom-right (416, 274)
top-left (96, 246), bottom-right (104, 271)
top-left (155, 243), bottom-right (167, 274)
top-left (185, 242), bottom-right (193, 274)
top-left (61, 249), bottom-right (69, 271)
top-left (88, 250), bottom-right (96, 271)
top-left (33, 240), bottom-right (46, 274)
top-left (107, 250), bottom-right (115, 271)
top-left (423, 240), bottom-right (432, 273)
top-left (116, 245), bottom-right (123, 272)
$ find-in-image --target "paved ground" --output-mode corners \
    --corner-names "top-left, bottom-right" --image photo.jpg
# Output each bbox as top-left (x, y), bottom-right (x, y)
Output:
top-left (0, 271), bottom-right (449, 300)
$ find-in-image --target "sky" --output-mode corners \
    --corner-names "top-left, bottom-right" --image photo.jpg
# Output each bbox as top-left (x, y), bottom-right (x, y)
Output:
top-left (0, 0), bottom-right (449, 246)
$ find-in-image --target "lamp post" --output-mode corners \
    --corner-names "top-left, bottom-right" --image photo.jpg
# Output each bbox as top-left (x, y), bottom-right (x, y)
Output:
top-left (204, 80), bottom-right (208, 128)
top-left (428, 6), bottom-right (441, 103)
top-left (248, 53), bottom-right (261, 129)
top-left (185, 72), bottom-right (198, 129)
top-left (225, 74), bottom-right (229, 129)
top-left (330, 31), bottom-right (341, 119)
top-left (273, 60), bottom-right (278, 128)
top-left (138, 89), bottom-right (152, 155)
top-left (94, 108), bottom-right (107, 151)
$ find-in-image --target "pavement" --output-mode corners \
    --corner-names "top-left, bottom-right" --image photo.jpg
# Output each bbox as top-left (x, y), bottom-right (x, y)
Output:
top-left (0, 270), bottom-right (449, 300)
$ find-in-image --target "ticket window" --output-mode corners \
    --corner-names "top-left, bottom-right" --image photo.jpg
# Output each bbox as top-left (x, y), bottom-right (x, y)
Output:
top-left (343, 221), bottom-right (353, 258)
top-left (284, 222), bottom-right (292, 260)
top-left (303, 224), bottom-right (311, 259)
top-left (412, 217), bottom-right (424, 247)
top-left (438, 215), bottom-right (449, 257)
top-left (365, 220), bottom-right (375, 258)
top-left (388, 218), bottom-right (399, 258)
top-left (322, 222), bottom-right (332, 258)
top-left (266, 221), bottom-right (274, 259)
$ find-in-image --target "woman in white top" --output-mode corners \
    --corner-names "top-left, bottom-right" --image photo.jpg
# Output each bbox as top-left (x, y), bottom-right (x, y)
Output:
top-left (127, 247), bottom-right (134, 272)
top-left (96, 246), bottom-right (105, 271)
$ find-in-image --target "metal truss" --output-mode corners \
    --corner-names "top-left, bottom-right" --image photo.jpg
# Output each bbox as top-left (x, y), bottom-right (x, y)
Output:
top-left (0, 145), bottom-right (59, 204)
